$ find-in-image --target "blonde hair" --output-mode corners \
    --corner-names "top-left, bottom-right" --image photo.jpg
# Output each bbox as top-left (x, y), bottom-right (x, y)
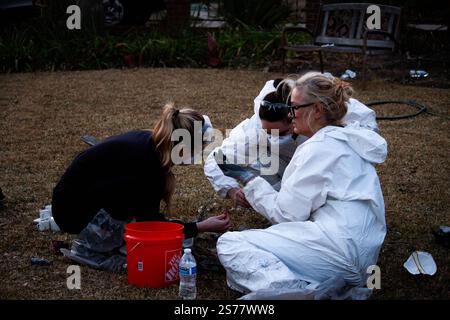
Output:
top-left (152, 102), bottom-right (204, 211)
top-left (275, 75), bottom-right (296, 105)
top-left (293, 72), bottom-right (353, 132)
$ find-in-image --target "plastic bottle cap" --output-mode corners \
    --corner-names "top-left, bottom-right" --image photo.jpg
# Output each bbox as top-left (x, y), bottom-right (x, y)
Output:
top-left (184, 248), bottom-right (191, 254)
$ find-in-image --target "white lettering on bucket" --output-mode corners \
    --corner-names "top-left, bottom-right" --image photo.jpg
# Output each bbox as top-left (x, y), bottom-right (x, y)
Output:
top-left (137, 261), bottom-right (143, 272)
top-left (165, 249), bottom-right (182, 282)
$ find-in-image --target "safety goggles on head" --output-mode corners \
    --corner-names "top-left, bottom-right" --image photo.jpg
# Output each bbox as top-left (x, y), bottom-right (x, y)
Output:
top-left (288, 102), bottom-right (315, 117)
top-left (260, 100), bottom-right (288, 111)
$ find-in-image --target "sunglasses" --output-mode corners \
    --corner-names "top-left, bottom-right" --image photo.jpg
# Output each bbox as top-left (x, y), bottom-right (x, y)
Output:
top-left (288, 102), bottom-right (315, 117)
top-left (260, 100), bottom-right (288, 111)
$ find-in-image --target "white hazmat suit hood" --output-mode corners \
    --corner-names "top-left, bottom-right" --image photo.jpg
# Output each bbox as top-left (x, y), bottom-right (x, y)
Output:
top-left (317, 122), bottom-right (387, 164)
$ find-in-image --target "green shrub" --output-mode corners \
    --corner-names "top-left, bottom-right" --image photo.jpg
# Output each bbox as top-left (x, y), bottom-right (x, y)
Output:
top-left (215, 27), bottom-right (282, 67)
top-left (0, 18), bottom-right (311, 72)
top-left (220, 0), bottom-right (291, 29)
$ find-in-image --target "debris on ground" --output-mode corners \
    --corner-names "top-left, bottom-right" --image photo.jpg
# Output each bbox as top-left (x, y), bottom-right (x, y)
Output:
top-left (403, 251), bottom-right (437, 276)
top-left (409, 70), bottom-right (429, 78)
top-left (31, 257), bottom-right (52, 266)
top-left (81, 135), bottom-right (100, 146)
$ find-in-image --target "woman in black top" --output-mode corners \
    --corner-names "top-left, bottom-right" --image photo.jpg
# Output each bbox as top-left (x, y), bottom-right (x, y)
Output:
top-left (52, 103), bottom-right (230, 240)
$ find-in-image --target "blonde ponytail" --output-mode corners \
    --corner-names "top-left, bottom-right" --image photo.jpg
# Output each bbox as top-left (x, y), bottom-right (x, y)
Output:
top-left (152, 102), bottom-right (204, 212)
top-left (153, 103), bottom-right (178, 169)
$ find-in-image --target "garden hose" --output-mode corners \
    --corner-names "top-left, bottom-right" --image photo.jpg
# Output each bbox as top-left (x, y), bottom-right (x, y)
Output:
top-left (365, 100), bottom-right (450, 120)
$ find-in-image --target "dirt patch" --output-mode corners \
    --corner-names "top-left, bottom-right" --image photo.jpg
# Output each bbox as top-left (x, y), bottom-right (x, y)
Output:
top-left (0, 68), bottom-right (449, 299)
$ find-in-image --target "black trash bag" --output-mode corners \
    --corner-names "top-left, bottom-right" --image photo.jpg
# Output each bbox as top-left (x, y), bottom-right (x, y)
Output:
top-left (61, 209), bottom-right (127, 273)
top-left (78, 208), bottom-right (126, 253)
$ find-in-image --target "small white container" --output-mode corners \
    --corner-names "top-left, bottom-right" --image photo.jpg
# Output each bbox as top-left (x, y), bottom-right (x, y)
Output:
top-left (38, 219), bottom-right (50, 231)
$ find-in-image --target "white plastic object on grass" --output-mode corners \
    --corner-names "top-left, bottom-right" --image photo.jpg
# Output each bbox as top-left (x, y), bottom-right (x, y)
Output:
top-left (409, 70), bottom-right (429, 78)
top-left (403, 251), bottom-right (437, 276)
top-left (340, 69), bottom-right (357, 80)
top-left (34, 205), bottom-right (60, 232)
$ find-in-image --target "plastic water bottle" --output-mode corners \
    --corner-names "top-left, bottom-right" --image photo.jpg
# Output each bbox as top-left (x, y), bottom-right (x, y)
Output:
top-left (179, 248), bottom-right (197, 300)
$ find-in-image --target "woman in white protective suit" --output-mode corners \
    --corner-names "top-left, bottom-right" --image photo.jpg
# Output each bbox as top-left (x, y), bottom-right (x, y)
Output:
top-left (216, 73), bottom-right (388, 295)
top-left (204, 79), bottom-right (304, 208)
top-left (204, 73), bottom-right (378, 208)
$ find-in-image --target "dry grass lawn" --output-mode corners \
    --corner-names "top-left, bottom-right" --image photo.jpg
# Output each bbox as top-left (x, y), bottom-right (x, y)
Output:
top-left (0, 68), bottom-right (449, 299)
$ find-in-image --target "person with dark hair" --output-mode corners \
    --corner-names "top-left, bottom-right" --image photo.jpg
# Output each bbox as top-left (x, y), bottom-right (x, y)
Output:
top-left (204, 79), bottom-right (306, 208)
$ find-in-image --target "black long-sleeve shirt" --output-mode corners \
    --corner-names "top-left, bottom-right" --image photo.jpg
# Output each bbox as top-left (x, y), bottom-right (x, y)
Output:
top-left (51, 130), bottom-right (198, 237)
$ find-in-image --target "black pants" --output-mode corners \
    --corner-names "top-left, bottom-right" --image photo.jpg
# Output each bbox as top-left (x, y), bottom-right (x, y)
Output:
top-left (52, 175), bottom-right (163, 234)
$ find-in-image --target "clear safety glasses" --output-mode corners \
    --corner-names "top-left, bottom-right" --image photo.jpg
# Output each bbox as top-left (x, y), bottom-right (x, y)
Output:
top-left (288, 102), bottom-right (315, 118)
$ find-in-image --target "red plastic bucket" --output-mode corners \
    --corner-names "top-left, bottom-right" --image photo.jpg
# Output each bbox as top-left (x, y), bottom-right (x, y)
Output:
top-left (124, 221), bottom-right (184, 288)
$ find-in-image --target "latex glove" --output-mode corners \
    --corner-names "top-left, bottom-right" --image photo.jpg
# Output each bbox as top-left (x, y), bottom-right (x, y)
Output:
top-left (217, 163), bottom-right (255, 185)
top-left (197, 211), bottom-right (231, 233)
top-left (227, 188), bottom-right (251, 208)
